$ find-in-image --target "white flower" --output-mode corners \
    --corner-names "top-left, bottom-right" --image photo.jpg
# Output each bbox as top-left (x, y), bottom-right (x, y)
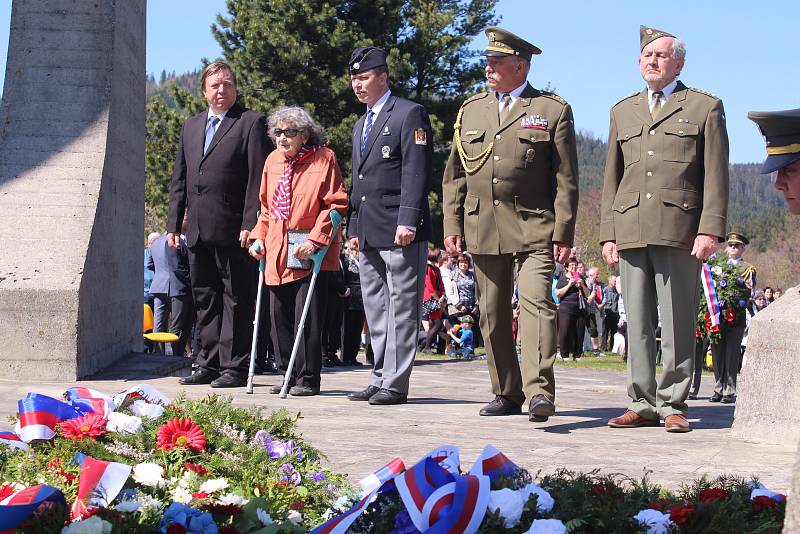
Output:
top-left (171, 486), bottom-right (193, 504)
top-left (524, 518), bottom-right (567, 534)
top-left (115, 499), bottom-right (141, 513)
top-left (711, 265), bottom-right (723, 276)
top-left (199, 478), bottom-right (229, 493)
top-left (333, 495), bottom-right (353, 512)
top-left (130, 400), bottom-right (165, 419)
top-left (61, 516), bottom-right (113, 534)
top-left (218, 493), bottom-right (248, 506)
top-left (132, 462), bottom-right (166, 488)
top-left (287, 509), bottom-right (303, 524)
top-left (106, 412), bottom-right (143, 434)
top-left (256, 507), bottom-right (274, 526)
top-left (487, 488), bottom-right (525, 528)
top-left (137, 494), bottom-right (163, 513)
top-left (633, 509), bottom-right (673, 534)
top-left (751, 488), bottom-right (784, 501)
top-left (520, 483), bottom-right (555, 513)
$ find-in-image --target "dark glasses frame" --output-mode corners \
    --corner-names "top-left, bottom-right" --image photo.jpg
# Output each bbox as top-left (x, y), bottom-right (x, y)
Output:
top-left (273, 127), bottom-right (301, 138)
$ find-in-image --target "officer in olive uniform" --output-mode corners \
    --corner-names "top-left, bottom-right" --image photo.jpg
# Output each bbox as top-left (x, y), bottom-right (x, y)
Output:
top-left (601, 26), bottom-right (729, 433)
top-left (442, 27), bottom-right (579, 423)
top-left (748, 109), bottom-right (800, 216)
top-left (709, 231), bottom-right (755, 404)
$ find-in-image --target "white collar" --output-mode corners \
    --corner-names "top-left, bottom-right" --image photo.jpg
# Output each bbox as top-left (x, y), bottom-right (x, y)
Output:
top-left (367, 90), bottom-right (392, 117)
top-left (648, 79), bottom-right (678, 103)
top-left (499, 81), bottom-right (528, 102)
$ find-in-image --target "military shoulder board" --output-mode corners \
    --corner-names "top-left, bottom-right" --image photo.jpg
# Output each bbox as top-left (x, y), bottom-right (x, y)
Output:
top-left (689, 87), bottom-right (719, 99)
top-left (541, 91), bottom-right (567, 105)
top-left (613, 91), bottom-right (640, 107)
top-left (462, 92), bottom-right (489, 107)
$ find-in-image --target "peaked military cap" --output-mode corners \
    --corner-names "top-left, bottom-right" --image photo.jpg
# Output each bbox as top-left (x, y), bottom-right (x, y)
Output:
top-left (726, 232), bottom-right (749, 246)
top-left (640, 25), bottom-right (675, 50)
top-left (747, 108), bottom-right (800, 174)
top-left (482, 26), bottom-right (541, 61)
top-left (349, 46), bottom-right (388, 75)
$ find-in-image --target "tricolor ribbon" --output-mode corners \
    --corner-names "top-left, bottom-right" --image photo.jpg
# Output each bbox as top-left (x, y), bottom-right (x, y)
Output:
top-left (0, 485), bottom-right (66, 531)
top-left (14, 393), bottom-right (83, 442)
top-left (359, 456), bottom-right (406, 495)
top-left (700, 262), bottom-right (721, 328)
top-left (469, 445), bottom-right (519, 482)
top-left (0, 432), bottom-right (28, 451)
top-left (64, 387), bottom-right (116, 418)
top-left (70, 454), bottom-right (131, 520)
top-left (309, 491), bottom-right (378, 534)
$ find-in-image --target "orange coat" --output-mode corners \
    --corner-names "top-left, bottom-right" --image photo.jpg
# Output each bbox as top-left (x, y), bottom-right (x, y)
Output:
top-left (249, 147), bottom-right (348, 286)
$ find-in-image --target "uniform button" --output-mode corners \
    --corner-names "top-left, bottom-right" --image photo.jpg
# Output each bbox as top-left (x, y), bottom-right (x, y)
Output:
top-left (495, 134), bottom-right (502, 140)
top-left (683, 203), bottom-right (689, 208)
top-left (678, 130), bottom-right (684, 135)
top-left (646, 193), bottom-right (652, 199)
top-left (624, 134), bottom-right (629, 139)
top-left (493, 200), bottom-right (500, 206)
top-left (647, 171), bottom-right (653, 176)
top-left (493, 155), bottom-right (500, 161)
top-left (358, 174), bottom-right (363, 180)
top-left (649, 130), bottom-right (655, 136)
top-left (492, 178), bottom-right (499, 184)
top-left (619, 205), bottom-right (625, 210)
top-left (361, 195), bottom-right (366, 202)
top-left (647, 150), bottom-right (654, 156)
top-left (199, 170), bottom-right (204, 175)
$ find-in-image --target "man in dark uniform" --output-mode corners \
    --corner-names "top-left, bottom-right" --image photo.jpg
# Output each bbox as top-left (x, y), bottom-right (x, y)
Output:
top-left (346, 47), bottom-right (434, 405)
top-left (748, 109), bottom-right (800, 216)
top-left (601, 27), bottom-right (729, 432)
top-left (442, 27), bottom-right (579, 422)
top-left (167, 61), bottom-right (269, 388)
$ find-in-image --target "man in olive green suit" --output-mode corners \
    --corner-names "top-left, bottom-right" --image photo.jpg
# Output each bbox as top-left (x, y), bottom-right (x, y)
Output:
top-left (442, 27), bottom-right (579, 423)
top-left (601, 26), bottom-right (729, 433)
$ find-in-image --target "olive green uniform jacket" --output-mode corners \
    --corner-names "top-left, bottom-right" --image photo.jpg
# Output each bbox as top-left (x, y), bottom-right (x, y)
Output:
top-left (599, 81), bottom-right (729, 249)
top-left (442, 83), bottom-right (579, 252)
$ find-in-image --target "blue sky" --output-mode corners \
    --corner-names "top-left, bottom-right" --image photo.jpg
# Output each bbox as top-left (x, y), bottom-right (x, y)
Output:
top-left (0, 0), bottom-right (796, 163)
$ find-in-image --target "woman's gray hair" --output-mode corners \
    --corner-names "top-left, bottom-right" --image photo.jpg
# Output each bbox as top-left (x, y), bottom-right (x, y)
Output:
top-left (267, 106), bottom-right (324, 146)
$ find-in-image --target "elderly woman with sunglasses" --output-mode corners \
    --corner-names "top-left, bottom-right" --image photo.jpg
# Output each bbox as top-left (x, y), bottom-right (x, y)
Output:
top-left (249, 106), bottom-right (348, 396)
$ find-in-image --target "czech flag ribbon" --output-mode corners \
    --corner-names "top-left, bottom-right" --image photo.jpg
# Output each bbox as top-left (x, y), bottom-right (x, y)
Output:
top-left (420, 475), bottom-right (489, 534)
top-left (0, 485), bottom-right (66, 531)
top-left (309, 491), bottom-right (379, 534)
top-left (359, 456), bottom-right (406, 495)
top-left (14, 393), bottom-right (82, 442)
top-left (396, 457), bottom-right (455, 530)
top-left (0, 432), bottom-right (28, 451)
top-left (468, 444), bottom-right (519, 482)
top-left (700, 262), bottom-right (721, 328)
top-left (69, 454), bottom-right (131, 520)
top-left (424, 444), bottom-right (461, 476)
top-left (64, 387), bottom-right (116, 418)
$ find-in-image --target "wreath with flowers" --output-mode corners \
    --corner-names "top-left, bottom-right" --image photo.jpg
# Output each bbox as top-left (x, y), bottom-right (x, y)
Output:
top-left (696, 254), bottom-right (753, 344)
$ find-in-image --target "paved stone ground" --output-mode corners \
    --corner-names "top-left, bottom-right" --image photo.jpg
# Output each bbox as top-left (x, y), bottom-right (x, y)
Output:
top-left (0, 355), bottom-right (793, 492)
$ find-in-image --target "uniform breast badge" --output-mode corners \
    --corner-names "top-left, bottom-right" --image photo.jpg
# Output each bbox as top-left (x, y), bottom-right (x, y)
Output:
top-left (415, 128), bottom-right (427, 145)
top-left (381, 145), bottom-right (391, 158)
top-left (520, 115), bottom-right (548, 130)
top-left (382, 126), bottom-right (391, 136)
top-left (525, 148), bottom-right (536, 164)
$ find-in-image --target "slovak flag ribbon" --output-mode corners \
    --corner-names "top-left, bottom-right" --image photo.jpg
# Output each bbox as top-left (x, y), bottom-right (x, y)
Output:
top-left (700, 262), bottom-right (721, 327)
top-left (359, 456), bottom-right (406, 495)
top-left (309, 491), bottom-right (378, 534)
top-left (420, 474), bottom-right (490, 534)
top-left (64, 387), bottom-right (116, 418)
top-left (0, 485), bottom-right (66, 531)
top-left (396, 457), bottom-right (455, 530)
top-left (468, 444), bottom-right (519, 482)
top-left (0, 431), bottom-right (29, 451)
top-left (14, 393), bottom-right (83, 442)
top-left (70, 453), bottom-right (131, 520)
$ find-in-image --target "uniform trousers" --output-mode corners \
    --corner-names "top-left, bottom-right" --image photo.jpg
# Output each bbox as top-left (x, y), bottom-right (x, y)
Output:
top-left (619, 245), bottom-right (700, 419)
top-left (711, 325), bottom-right (745, 397)
top-left (359, 241), bottom-right (426, 394)
top-left (188, 240), bottom-right (255, 376)
top-left (473, 249), bottom-right (557, 407)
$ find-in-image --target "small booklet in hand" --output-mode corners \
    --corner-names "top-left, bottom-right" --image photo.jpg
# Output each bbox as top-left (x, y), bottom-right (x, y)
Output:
top-left (287, 230), bottom-right (312, 270)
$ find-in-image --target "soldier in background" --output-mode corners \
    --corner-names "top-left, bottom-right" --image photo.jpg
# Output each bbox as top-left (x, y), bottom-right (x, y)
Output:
top-left (601, 26), bottom-right (729, 433)
top-left (442, 27), bottom-right (579, 423)
top-left (748, 109), bottom-right (800, 216)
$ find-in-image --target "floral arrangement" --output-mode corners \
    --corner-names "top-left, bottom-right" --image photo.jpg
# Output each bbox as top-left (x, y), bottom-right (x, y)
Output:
top-left (314, 445), bottom-right (787, 534)
top-left (0, 387), bottom-right (345, 533)
top-left (696, 254), bottom-right (753, 344)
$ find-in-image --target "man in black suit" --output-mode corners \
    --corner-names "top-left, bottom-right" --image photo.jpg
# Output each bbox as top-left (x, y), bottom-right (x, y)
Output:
top-left (167, 61), bottom-right (270, 388)
top-left (345, 46), bottom-right (433, 405)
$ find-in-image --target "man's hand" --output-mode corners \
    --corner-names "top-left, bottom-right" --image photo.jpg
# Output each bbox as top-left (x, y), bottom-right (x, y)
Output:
top-left (444, 235), bottom-right (462, 254)
top-left (248, 239), bottom-right (266, 260)
top-left (239, 229), bottom-right (250, 248)
top-left (294, 241), bottom-right (316, 260)
top-left (691, 234), bottom-right (718, 260)
top-left (394, 226), bottom-right (416, 247)
top-left (167, 233), bottom-right (181, 250)
top-left (348, 237), bottom-right (359, 251)
top-left (553, 242), bottom-right (570, 264)
top-left (602, 241), bottom-right (619, 266)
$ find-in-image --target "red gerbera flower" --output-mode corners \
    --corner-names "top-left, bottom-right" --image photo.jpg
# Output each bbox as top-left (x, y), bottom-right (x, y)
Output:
top-left (157, 417), bottom-right (206, 452)
top-left (59, 413), bottom-right (108, 440)
top-left (184, 462), bottom-right (209, 475)
top-left (724, 309), bottom-right (735, 324)
top-left (669, 503), bottom-right (694, 526)
top-left (191, 491), bottom-right (211, 500)
top-left (698, 487), bottom-right (729, 503)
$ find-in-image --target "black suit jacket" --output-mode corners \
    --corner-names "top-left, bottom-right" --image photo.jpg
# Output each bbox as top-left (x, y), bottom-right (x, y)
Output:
top-left (168, 103), bottom-right (270, 247)
top-left (347, 94), bottom-right (433, 248)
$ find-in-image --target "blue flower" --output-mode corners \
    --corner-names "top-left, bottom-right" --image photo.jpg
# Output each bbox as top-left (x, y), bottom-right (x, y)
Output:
top-left (737, 277), bottom-right (745, 284)
top-left (307, 470), bottom-right (326, 482)
top-left (719, 279), bottom-right (727, 288)
top-left (160, 502), bottom-right (217, 534)
top-left (738, 299), bottom-right (747, 308)
top-left (279, 463), bottom-right (301, 486)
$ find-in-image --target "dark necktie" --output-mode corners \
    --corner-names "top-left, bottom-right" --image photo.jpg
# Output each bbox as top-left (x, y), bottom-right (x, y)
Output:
top-left (204, 115), bottom-right (220, 154)
top-left (651, 91), bottom-right (664, 120)
top-left (360, 109), bottom-right (374, 156)
top-left (499, 93), bottom-right (511, 123)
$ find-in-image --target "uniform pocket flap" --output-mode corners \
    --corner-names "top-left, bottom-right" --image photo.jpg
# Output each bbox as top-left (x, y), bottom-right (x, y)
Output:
top-left (661, 188), bottom-right (699, 210)
top-left (381, 193), bottom-right (400, 207)
top-left (517, 129), bottom-right (551, 143)
top-left (465, 193), bottom-right (479, 214)
top-left (513, 196), bottom-right (548, 215)
top-left (663, 123), bottom-right (699, 137)
top-left (612, 191), bottom-right (640, 213)
top-left (617, 124), bottom-right (643, 141)
top-left (460, 129), bottom-right (486, 143)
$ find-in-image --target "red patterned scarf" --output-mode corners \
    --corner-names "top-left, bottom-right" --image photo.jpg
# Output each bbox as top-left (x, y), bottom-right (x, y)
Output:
top-left (270, 145), bottom-right (320, 220)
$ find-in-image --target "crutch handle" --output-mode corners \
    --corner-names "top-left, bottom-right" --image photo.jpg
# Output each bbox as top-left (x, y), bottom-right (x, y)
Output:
top-left (308, 210), bottom-right (344, 274)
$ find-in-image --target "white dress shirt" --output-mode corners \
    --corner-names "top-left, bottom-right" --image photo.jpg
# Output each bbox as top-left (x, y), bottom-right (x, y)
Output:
top-left (648, 79), bottom-right (678, 112)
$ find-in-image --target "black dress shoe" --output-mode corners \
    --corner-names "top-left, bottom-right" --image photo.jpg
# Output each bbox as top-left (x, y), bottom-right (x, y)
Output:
top-left (289, 385), bottom-right (320, 396)
top-left (348, 385), bottom-right (381, 401)
top-left (368, 388), bottom-right (407, 405)
top-left (210, 373), bottom-right (246, 388)
top-left (528, 394), bottom-right (555, 422)
top-left (721, 394), bottom-right (735, 404)
top-left (269, 385), bottom-right (284, 394)
top-left (687, 390), bottom-right (699, 400)
top-left (709, 392), bottom-right (723, 402)
top-left (179, 368), bottom-right (218, 385)
top-left (342, 359), bottom-right (362, 366)
top-left (479, 396), bottom-right (522, 416)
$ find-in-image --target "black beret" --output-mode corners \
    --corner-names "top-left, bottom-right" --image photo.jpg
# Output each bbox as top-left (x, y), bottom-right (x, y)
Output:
top-left (349, 46), bottom-right (388, 75)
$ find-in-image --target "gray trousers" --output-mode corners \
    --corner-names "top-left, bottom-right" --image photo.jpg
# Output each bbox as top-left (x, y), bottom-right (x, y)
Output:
top-left (619, 246), bottom-right (700, 419)
top-left (153, 293), bottom-right (192, 356)
top-left (711, 325), bottom-right (745, 396)
top-left (359, 241), bottom-right (426, 394)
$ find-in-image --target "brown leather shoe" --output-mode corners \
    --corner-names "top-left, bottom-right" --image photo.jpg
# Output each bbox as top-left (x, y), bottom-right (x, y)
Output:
top-left (608, 410), bottom-right (659, 428)
top-left (664, 414), bottom-right (691, 433)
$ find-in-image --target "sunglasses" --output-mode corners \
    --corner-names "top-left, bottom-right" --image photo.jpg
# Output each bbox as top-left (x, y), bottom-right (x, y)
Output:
top-left (273, 128), bottom-right (301, 138)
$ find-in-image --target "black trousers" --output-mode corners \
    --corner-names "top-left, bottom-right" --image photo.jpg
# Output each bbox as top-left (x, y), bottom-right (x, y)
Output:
top-left (602, 310), bottom-right (619, 351)
top-left (269, 275), bottom-right (323, 389)
top-left (320, 273), bottom-right (345, 357)
top-left (691, 337), bottom-right (709, 394)
top-left (342, 309), bottom-right (365, 363)
top-left (188, 240), bottom-right (255, 376)
top-left (557, 300), bottom-right (584, 359)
